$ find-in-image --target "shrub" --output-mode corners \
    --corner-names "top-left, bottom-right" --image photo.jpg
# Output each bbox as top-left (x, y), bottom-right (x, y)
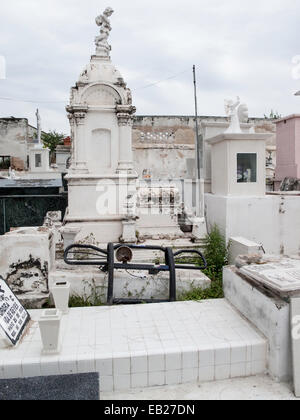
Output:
top-left (179, 225), bottom-right (227, 301)
top-left (202, 224), bottom-right (228, 273)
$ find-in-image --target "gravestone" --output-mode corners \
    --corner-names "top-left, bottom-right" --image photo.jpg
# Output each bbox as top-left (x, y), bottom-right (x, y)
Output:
top-left (0, 276), bottom-right (30, 346)
top-left (239, 258), bottom-right (300, 295)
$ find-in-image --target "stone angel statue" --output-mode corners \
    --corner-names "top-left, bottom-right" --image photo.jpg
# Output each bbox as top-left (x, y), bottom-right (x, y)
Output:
top-left (95, 7), bottom-right (114, 56)
top-left (225, 96), bottom-right (242, 133)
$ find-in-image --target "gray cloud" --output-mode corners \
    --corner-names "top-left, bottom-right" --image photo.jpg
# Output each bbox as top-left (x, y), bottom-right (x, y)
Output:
top-left (0, 0), bottom-right (299, 132)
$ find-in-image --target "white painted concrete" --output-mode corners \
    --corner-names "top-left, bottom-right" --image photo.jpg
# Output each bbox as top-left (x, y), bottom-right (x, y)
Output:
top-left (291, 298), bottom-right (300, 397)
top-left (207, 133), bottom-right (271, 197)
top-left (28, 145), bottom-right (50, 173)
top-left (223, 267), bottom-right (291, 382)
top-left (228, 237), bottom-right (262, 265)
top-left (205, 193), bottom-right (300, 255)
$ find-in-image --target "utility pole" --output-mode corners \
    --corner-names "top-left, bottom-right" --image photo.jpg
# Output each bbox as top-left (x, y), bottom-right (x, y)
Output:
top-left (193, 65), bottom-right (202, 180)
top-left (193, 65), bottom-right (204, 219)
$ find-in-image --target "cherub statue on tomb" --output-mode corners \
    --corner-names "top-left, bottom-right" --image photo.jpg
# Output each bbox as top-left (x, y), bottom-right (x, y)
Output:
top-left (95, 7), bottom-right (114, 55)
top-left (225, 96), bottom-right (242, 133)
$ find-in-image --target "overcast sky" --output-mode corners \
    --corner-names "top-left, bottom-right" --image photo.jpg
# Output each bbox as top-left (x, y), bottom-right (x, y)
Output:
top-left (0, 0), bottom-right (300, 133)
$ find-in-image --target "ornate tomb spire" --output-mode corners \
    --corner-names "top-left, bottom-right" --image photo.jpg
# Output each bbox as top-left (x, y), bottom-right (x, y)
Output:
top-left (95, 7), bottom-right (114, 59)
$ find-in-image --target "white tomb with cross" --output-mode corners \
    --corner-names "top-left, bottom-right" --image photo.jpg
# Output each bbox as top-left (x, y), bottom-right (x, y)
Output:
top-left (29, 109), bottom-right (50, 173)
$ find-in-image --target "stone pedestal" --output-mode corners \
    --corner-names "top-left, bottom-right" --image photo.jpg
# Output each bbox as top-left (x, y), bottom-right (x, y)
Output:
top-left (121, 219), bottom-right (137, 243)
top-left (29, 145), bottom-right (50, 173)
top-left (228, 237), bottom-right (263, 265)
top-left (191, 217), bottom-right (207, 240)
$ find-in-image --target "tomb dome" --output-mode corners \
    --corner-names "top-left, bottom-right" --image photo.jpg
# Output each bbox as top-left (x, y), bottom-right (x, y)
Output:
top-left (77, 58), bottom-right (125, 86)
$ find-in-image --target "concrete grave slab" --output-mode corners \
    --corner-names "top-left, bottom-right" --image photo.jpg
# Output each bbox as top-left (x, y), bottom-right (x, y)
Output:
top-left (240, 258), bottom-right (300, 296)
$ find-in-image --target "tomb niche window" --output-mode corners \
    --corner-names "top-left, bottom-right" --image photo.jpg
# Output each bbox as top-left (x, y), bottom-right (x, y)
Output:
top-left (237, 153), bottom-right (257, 183)
top-left (0, 156), bottom-right (11, 170)
top-left (35, 153), bottom-right (42, 168)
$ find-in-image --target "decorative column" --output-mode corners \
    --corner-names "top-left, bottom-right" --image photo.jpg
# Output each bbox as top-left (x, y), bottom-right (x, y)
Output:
top-left (116, 105), bottom-right (136, 174)
top-left (67, 113), bottom-right (76, 171)
top-left (67, 106), bottom-right (88, 173)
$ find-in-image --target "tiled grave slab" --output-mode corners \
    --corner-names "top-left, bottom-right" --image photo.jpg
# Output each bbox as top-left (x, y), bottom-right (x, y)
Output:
top-left (0, 300), bottom-right (267, 392)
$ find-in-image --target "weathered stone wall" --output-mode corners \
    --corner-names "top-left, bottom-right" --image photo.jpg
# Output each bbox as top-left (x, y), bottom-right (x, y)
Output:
top-left (133, 116), bottom-right (197, 180)
top-left (0, 118), bottom-right (37, 171)
top-left (0, 115), bottom-right (275, 179)
top-left (133, 116), bottom-right (276, 183)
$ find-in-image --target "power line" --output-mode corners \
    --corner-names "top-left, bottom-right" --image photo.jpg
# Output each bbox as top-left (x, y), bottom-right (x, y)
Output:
top-left (0, 68), bottom-right (191, 104)
top-left (0, 97), bottom-right (67, 104)
top-left (133, 69), bottom-right (190, 91)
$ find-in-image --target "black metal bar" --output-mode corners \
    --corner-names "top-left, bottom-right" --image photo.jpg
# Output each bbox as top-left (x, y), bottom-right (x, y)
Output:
top-left (3, 199), bottom-right (6, 234)
top-left (0, 195), bottom-right (64, 199)
top-left (112, 299), bottom-right (170, 305)
top-left (114, 244), bottom-right (167, 252)
top-left (166, 247), bottom-right (176, 302)
top-left (113, 263), bottom-right (170, 271)
top-left (173, 249), bottom-right (207, 270)
top-left (63, 243), bottom-right (209, 305)
top-left (64, 244), bottom-right (108, 266)
top-left (65, 244), bottom-right (108, 255)
top-left (107, 243), bottom-right (115, 305)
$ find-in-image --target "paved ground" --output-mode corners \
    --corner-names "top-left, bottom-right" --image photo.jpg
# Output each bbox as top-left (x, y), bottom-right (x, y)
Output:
top-left (101, 375), bottom-right (299, 400)
top-left (0, 373), bottom-right (99, 400)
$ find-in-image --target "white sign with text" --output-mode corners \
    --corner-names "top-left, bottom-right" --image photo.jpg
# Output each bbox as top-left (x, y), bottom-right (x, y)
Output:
top-left (0, 277), bottom-right (30, 346)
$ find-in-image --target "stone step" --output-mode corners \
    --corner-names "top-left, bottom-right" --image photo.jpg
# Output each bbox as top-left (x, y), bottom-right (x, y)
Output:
top-left (0, 300), bottom-right (268, 393)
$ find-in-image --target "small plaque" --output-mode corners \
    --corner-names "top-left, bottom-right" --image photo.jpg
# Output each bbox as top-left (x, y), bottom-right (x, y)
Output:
top-left (0, 276), bottom-right (30, 346)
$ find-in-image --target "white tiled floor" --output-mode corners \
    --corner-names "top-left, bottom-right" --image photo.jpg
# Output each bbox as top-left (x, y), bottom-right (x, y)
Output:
top-left (0, 299), bottom-right (268, 392)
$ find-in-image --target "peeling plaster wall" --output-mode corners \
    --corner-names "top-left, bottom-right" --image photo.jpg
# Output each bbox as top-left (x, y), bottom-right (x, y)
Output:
top-left (133, 116), bottom-right (276, 187)
top-left (0, 227), bottom-right (55, 308)
top-left (133, 116), bottom-right (197, 180)
top-left (0, 118), bottom-right (37, 171)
